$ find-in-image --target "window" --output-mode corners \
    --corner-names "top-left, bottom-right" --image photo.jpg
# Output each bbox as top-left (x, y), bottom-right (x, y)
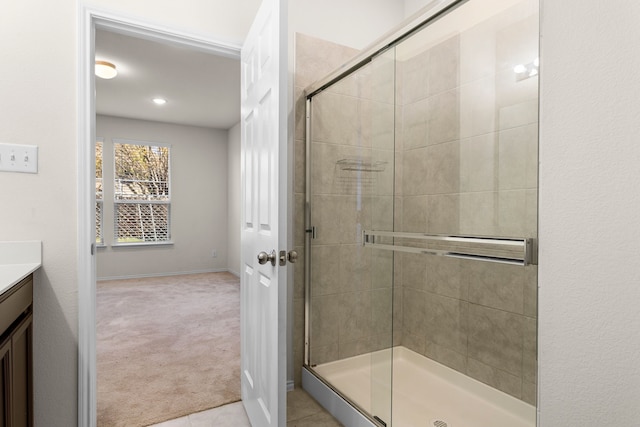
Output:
top-left (95, 138), bottom-right (104, 245)
top-left (113, 140), bottom-right (171, 244)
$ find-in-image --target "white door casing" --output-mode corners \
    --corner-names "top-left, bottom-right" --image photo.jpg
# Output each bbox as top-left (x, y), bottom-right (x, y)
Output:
top-left (240, 0), bottom-right (287, 425)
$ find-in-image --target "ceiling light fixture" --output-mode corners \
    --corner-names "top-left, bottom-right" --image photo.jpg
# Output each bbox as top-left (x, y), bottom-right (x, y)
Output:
top-left (152, 98), bottom-right (167, 105)
top-left (95, 60), bottom-right (118, 79)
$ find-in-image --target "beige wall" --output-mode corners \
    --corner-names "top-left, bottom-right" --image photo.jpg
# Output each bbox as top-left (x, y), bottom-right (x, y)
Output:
top-left (96, 115), bottom-right (228, 279)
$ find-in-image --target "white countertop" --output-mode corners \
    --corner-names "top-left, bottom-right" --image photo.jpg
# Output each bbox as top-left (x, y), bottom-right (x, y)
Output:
top-left (0, 241), bottom-right (42, 296)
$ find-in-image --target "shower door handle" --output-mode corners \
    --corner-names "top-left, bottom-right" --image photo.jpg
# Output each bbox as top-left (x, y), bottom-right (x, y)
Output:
top-left (257, 250), bottom-right (277, 266)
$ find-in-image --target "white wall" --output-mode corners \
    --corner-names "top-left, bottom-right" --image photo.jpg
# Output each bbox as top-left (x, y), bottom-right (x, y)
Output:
top-left (96, 115), bottom-right (228, 279)
top-left (227, 122), bottom-right (241, 276)
top-left (538, 0), bottom-right (640, 425)
top-left (289, 0), bottom-right (404, 50)
top-left (403, 0), bottom-right (437, 18)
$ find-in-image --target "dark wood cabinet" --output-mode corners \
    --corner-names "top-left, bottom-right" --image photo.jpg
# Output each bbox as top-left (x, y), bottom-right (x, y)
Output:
top-left (0, 276), bottom-right (33, 427)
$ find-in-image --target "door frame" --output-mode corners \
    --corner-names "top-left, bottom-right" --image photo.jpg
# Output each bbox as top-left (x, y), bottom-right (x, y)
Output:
top-left (77, 6), bottom-right (241, 426)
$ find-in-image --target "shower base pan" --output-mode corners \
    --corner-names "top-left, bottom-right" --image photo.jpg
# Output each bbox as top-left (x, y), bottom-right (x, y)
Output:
top-left (303, 346), bottom-right (535, 427)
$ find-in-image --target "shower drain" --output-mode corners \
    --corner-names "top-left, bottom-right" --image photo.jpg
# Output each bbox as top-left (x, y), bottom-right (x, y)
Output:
top-left (430, 420), bottom-right (449, 427)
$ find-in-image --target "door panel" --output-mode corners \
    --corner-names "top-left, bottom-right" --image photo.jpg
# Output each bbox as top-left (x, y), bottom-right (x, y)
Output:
top-left (240, 0), bottom-right (287, 425)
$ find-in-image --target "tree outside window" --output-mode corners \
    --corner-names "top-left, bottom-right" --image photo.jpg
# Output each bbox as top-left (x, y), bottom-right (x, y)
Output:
top-left (114, 141), bottom-right (171, 243)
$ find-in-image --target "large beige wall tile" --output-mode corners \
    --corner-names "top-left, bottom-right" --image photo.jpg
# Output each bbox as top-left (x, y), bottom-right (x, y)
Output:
top-left (522, 316), bottom-right (537, 384)
top-left (403, 287), bottom-right (426, 337)
top-left (523, 265), bottom-right (538, 317)
top-left (427, 194), bottom-right (460, 234)
top-left (467, 303), bottom-right (524, 376)
top-left (403, 147), bottom-right (429, 195)
top-left (427, 35), bottom-right (460, 96)
top-left (339, 245), bottom-right (372, 293)
top-left (426, 89), bottom-right (460, 145)
top-left (425, 256), bottom-right (467, 300)
top-left (339, 290), bottom-right (373, 342)
top-left (295, 33), bottom-right (358, 88)
top-left (467, 358), bottom-right (522, 399)
top-left (498, 124), bottom-right (537, 191)
top-left (460, 133), bottom-right (497, 193)
top-left (425, 342), bottom-right (468, 373)
top-left (401, 196), bottom-right (428, 232)
top-left (310, 294), bottom-right (342, 349)
top-left (459, 191), bottom-right (496, 236)
top-left (310, 245), bottom-right (342, 296)
top-left (425, 141), bottom-right (461, 194)
top-left (497, 190), bottom-right (527, 236)
top-left (402, 100), bottom-right (428, 150)
top-left (467, 261), bottom-right (525, 314)
top-left (401, 252), bottom-right (427, 291)
top-left (372, 288), bottom-right (394, 336)
top-left (459, 78), bottom-right (497, 139)
top-left (424, 294), bottom-right (468, 354)
top-left (399, 49), bottom-right (430, 104)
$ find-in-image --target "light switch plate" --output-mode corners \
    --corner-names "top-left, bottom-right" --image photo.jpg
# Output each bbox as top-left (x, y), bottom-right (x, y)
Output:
top-left (0, 143), bottom-right (38, 173)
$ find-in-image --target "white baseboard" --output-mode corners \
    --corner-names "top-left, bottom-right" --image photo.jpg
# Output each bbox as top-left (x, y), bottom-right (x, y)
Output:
top-left (227, 269), bottom-right (240, 278)
top-left (97, 268), bottom-right (230, 281)
top-left (286, 380), bottom-right (295, 392)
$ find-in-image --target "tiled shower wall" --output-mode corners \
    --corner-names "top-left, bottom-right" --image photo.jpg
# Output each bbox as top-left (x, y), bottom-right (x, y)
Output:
top-left (303, 44), bottom-right (398, 370)
top-left (293, 33), bottom-right (359, 386)
top-left (395, 2), bottom-right (538, 405)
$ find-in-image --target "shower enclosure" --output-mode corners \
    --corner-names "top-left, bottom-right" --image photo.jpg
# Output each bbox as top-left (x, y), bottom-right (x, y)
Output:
top-left (302, 0), bottom-right (539, 426)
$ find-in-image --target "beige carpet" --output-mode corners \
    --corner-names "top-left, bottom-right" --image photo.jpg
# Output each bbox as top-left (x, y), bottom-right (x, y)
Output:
top-left (97, 272), bottom-right (241, 427)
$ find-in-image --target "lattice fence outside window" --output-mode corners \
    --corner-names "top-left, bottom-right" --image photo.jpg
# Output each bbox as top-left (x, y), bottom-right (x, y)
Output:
top-left (96, 138), bottom-right (104, 244)
top-left (96, 201), bottom-right (103, 244)
top-left (113, 140), bottom-right (171, 244)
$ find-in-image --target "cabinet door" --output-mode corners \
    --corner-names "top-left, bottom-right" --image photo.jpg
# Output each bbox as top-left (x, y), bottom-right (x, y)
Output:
top-left (11, 314), bottom-right (32, 427)
top-left (0, 338), bottom-right (11, 427)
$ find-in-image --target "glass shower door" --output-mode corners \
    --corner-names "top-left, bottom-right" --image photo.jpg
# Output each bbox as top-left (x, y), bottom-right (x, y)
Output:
top-left (307, 48), bottom-right (396, 426)
top-left (389, 0), bottom-right (539, 425)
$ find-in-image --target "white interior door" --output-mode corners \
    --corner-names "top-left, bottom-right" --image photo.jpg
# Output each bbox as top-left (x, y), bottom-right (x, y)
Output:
top-left (240, 0), bottom-right (287, 425)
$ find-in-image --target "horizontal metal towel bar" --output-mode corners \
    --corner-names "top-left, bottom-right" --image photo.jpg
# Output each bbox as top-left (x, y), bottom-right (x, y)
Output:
top-left (363, 230), bottom-right (535, 266)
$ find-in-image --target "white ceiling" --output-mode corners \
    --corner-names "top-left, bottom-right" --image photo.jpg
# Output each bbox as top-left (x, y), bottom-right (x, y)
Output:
top-left (95, 29), bottom-right (241, 130)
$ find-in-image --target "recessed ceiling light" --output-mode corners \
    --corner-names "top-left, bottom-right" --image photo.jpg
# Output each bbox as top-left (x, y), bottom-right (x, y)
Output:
top-left (95, 60), bottom-right (118, 79)
top-left (152, 98), bottom-right (167, 105)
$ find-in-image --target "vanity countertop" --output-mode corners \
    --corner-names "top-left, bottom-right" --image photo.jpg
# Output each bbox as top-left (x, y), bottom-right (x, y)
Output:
top-left (0, 241), bottom-right (42, 296)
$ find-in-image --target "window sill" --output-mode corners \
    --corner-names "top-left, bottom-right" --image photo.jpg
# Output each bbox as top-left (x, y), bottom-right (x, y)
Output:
top-left (111, 241), bottom-right (174, 248)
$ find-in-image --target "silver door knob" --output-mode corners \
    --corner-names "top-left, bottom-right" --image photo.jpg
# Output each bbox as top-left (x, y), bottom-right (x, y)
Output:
top-left (288, 250), bottom-right (298, 263)
top-left (257, 250), bottom-right (277, 266)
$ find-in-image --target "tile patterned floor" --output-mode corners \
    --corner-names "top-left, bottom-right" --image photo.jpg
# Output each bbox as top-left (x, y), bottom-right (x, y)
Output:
top-left (148, 389), bottom-right (343, 427)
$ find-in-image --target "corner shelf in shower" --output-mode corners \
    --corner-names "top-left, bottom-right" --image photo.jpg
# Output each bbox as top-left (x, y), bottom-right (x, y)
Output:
top-left (336, 158), bottom-right (387, 172)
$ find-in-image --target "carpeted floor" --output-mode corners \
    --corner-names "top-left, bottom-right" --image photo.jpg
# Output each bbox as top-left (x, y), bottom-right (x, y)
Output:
top-left (97, 272), bottom-right (241, 427)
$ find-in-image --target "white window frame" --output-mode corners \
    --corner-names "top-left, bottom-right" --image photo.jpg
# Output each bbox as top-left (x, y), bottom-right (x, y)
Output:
top-left (112, 138), bottom-right (173, 246)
